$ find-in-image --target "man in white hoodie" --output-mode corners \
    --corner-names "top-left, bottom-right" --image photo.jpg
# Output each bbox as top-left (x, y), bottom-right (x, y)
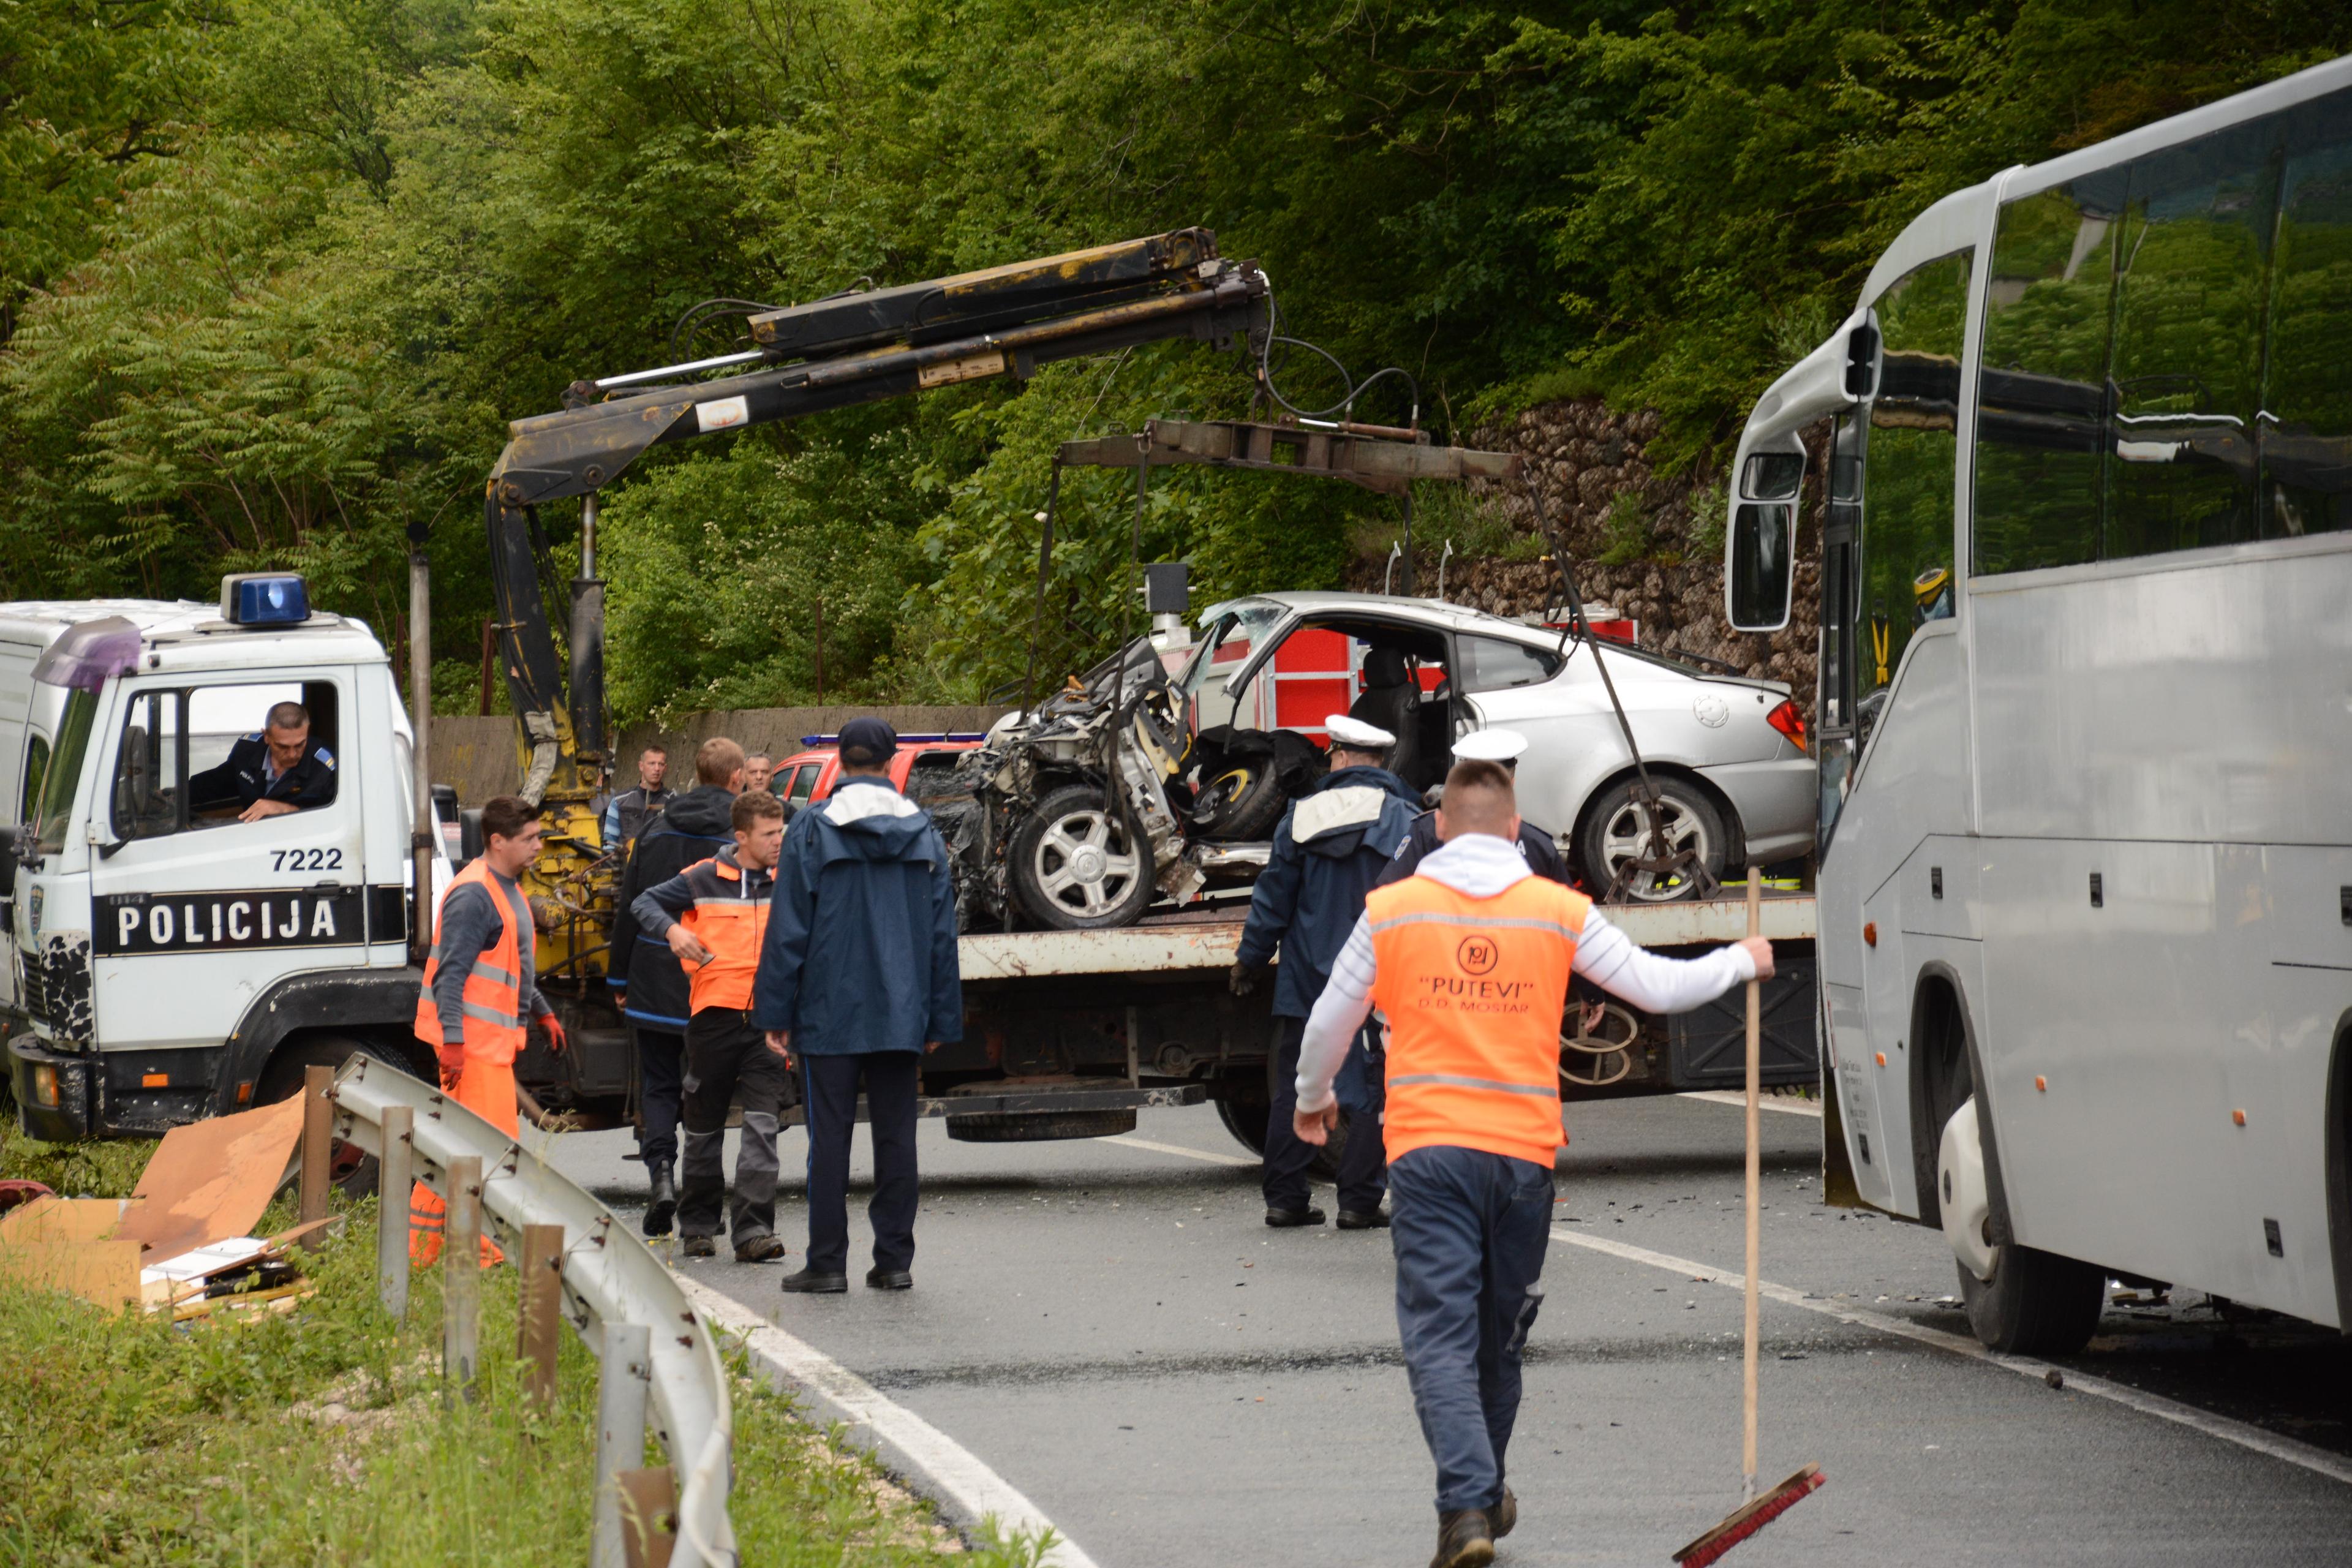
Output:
top-left (1294, 757), bottom-right (1772, 1568)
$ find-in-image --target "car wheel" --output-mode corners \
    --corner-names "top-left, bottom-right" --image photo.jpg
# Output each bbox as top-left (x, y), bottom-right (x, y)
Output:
top-left (1578, 777), bottom-right (1727, 902)
top-left (1191, 759), bottom-right (1286, 840)
top-left (1009, 786), bottom-right (1156, 929)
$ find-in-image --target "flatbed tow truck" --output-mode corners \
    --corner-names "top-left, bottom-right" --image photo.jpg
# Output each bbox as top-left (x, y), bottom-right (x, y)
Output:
top-left (871, 891), bottom-right (1819, 1163)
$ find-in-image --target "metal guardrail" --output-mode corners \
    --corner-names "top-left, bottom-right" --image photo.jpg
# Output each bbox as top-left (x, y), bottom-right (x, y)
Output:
top-left (328, 1055), bottom-right (737, 1567)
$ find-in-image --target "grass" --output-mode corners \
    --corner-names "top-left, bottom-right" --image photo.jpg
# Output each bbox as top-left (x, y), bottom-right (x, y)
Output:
top-left (0, 1129), bottom-right (1046, 1566)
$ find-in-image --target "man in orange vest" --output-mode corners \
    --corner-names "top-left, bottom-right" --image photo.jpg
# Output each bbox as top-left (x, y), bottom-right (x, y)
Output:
top-left (411, 794), bottom-right (569, 1265)
top-left (630, 790), bottom-right (789, 1261)
top-left (1294, 758), bottom-right (1773, 1568)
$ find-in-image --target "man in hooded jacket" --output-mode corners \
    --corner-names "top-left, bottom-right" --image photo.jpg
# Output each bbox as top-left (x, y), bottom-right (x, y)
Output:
top-left (1230, 714), bottom-right (1420, 1229)
top-left (608, 736), bottom-right (744, 1234)
top-left (752, 717), bottom-right (962, 1294)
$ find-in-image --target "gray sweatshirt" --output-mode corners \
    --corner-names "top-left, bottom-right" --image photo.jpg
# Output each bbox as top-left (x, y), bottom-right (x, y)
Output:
top-left (432, 868), bottom-right (549, 1041)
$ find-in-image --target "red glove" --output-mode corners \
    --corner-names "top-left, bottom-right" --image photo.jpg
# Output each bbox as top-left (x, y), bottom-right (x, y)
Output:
top-left (540, 1013), bottom-right (569, 1054)
top-left (437, 1042), bottom-right (465, 1090)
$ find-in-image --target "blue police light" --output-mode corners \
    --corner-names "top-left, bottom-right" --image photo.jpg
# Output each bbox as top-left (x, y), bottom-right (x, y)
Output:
top-left (219, 573), bottom-right (311, 626)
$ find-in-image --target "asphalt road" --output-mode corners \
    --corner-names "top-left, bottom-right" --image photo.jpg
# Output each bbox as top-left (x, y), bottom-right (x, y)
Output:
top-left (545, 1095), bottom-right (2352, 1567)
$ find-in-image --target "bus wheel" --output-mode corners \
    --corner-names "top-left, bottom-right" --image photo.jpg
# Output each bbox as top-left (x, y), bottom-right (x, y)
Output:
top-left (1959, 1239), bottom-right (2106, 1355)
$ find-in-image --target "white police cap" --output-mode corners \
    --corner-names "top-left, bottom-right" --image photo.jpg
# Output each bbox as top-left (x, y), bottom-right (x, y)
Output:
top-left (1451, 728), bottom-right (1530, 763)
top-left (1322, 714), bottom-right (1396, 750)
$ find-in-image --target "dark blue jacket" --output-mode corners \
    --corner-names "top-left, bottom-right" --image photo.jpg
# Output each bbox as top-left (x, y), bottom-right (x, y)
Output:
top-left (1375, 809), bottom-right (1572, 891)
top-left (1235, 765), bottom-right (1419, 1019)
top-left (750, 777), bottom-right (962, 1055)
top-left (607, 786), bottom-right (734, 1030)
top-left (189, 734), bottom-right (337, 812)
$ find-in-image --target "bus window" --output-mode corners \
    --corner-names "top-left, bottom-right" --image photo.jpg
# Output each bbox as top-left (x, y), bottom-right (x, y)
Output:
top-left (2263, 94), bottom-right (2352, 539)
top-left (2105, 117), bottom-right (2276, 557)
top-left (1975, 181), bottom-right (2122, 575)
top-left (1856, 250), bottom-right (1969, 704)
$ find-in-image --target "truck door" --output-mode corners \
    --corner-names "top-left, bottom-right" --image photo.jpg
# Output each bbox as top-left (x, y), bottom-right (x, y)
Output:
top-left (85, 674), bottom-right (368, 1054)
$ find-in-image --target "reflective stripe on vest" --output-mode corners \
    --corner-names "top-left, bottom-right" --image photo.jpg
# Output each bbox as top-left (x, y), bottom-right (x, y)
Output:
top-left (412, 859), bottom-right (528, 1064)
top-left (1366, 870), bottom-right (1591, 1167)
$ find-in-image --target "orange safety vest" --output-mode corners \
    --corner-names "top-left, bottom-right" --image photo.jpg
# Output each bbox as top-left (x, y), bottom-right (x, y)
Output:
top-left (1366, 870), bottom-right (1590, 1167)
top-left (412, 859), bottom-right (528, 1067)
top-left (409, 859), bottom-right (526, 1267)
top-left (673, 855), bottom-right (773, 1014)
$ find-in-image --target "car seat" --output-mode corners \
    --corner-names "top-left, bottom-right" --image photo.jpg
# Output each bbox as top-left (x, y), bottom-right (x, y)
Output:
top-left (1348, 647), bottom-right (1422, 784)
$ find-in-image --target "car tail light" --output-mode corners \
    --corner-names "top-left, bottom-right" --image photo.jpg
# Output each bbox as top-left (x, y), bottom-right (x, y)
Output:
top-left (1765, 699), bottom-right (1807, 752)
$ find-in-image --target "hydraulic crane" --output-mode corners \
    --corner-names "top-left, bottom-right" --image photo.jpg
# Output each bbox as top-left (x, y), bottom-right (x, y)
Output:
top-left (445, 230), bottom-right (1268, 1114)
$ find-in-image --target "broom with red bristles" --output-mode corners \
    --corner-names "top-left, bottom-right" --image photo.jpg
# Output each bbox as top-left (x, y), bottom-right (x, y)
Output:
top-left (1670, 870), bottom-right (1826, 1567)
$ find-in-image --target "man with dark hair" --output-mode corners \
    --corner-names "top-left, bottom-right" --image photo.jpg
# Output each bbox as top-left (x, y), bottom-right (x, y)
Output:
top-left (410, 794), bottom-right (568, 1264)
top-left (602, 745), bottom-right (673, 850)
top-left (189, 699), bottom-right (337, 821)
top-left (608, 736), bottom-right (745, 1234)
top-left (631, 790), bottom-right (790, 1262)
top-left (1231, 714), bottom-right (1419, 1231)
top-left (1295, 757), bottom-right (1771, 1566)
top-left (753, 716), bottom-right (961, 1294)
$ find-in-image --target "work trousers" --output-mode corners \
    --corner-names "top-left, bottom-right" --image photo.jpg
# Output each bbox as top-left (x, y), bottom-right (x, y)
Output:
top-left (678, 1008), bottom-right (789, 1245)
top-left (1264, 1016), bottom-right (1388, 1215)
top-left (799, 1052), bottom-right (921, 1275)
top-left (1389, 1144), bottom-right (1553, 1515)
top-left (409, 1050), bottom-right (518, 1267)
top-left (633, 1027), bottom-right (685, 1175)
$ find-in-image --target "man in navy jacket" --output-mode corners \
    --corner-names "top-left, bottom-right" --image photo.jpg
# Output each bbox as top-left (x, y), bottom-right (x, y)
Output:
top-left (1231, 714), bottom-right (1420, 1229)
top-left (752, 717), bottom-right (962, 1294)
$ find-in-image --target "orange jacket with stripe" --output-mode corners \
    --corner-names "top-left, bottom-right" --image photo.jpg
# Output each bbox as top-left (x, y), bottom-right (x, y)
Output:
top-left (1363, 872), bottom-right (1589, 1167)
top-left (630, 846), bottom-right (775, 1014)
top-left (413, 858), bottom-right (528, 1069)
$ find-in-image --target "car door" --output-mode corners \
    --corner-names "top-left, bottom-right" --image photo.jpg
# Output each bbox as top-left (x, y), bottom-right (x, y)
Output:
top-left (85, 673), bottom-right (368, 1053)
top-left (1453, 631), bottom-right (1625, 837)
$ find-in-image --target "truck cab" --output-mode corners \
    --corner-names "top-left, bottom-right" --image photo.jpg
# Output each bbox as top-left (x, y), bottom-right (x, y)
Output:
top-left (3, 576), bottom-right (437, 1140)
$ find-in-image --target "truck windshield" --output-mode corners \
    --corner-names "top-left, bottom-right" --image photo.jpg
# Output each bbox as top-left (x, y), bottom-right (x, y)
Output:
top-left (32, 688), bottom-right (97, 853)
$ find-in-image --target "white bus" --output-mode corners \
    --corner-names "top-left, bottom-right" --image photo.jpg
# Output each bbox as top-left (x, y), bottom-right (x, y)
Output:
top-left (1724, 56), bottom-right (2352, 1354)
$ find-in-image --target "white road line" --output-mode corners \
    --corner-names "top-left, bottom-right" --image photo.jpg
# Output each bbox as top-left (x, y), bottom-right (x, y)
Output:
top-left (1096, 1131), bottom-right (2352, 1489)
top-left (1548, 1227), bottom-right (2352, 1488)
top-left (1677, 1091), bottom-right (1823, 1118)
top-left (1105, 1134), bottom-right (1256, 1167)
top-left (676, 1276), bottom-right (1102, 1568)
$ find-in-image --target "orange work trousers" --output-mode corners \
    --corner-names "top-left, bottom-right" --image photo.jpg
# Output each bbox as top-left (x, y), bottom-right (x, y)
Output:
top-left (407, 1054), bottom-right (519, 1267)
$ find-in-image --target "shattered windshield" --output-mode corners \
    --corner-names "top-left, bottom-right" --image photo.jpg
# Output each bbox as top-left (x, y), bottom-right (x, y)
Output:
top-left (1177, 601), bottom-right (1288, 728)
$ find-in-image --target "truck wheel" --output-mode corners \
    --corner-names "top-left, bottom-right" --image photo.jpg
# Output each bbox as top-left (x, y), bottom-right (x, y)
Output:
top-left (1191, 759), bottom-right (1285, 841)
top-left (1577, 777), bottom-right (1725, 902)
top-left (1959, 1242), bottom-right (2108, 1357)
top-left (1009, 786), bottom-right (1155, 929)
top-left (1216, 1093), bottom-right (1270, 1157)
top-left (257, 1035), bottom-right (404, 1198)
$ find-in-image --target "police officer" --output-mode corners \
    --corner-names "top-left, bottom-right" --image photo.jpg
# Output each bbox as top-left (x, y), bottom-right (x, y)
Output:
top-left (630, 790), bottom-right (789, 1262)
top-left (188, 701), bottom-right (336, 821)
top-left (608, 738), bottom-right (744, 1235)
top-left (410, 795), bottom-right (570, 1265)
top-left (1376, 728), bottom-right (1569, 889)
top-left (601, 745), bottom-right (674, 850)
top-left (752, 717), bottom-right (961, 1295)
top-left (1294, 758), bottom-right (1771, 1566)
top-left (1231, 713), bottom-right (1419, 1230)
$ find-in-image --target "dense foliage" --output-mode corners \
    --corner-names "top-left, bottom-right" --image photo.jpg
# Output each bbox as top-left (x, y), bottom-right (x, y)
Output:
top-left (1, 0), bottom-right (2343, 717)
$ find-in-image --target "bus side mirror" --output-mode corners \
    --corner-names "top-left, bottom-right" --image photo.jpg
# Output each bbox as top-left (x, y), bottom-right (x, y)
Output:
top-left (1726, 500), bottom-right (1796, 633)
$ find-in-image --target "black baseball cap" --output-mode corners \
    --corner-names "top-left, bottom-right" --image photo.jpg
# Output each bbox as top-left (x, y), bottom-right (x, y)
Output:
top-left (837, 716), bottom-right (899, 765)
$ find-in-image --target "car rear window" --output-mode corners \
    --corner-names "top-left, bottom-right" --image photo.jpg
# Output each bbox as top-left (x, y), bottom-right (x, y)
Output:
top-left (1459, 635), bottom-right (1564, 693)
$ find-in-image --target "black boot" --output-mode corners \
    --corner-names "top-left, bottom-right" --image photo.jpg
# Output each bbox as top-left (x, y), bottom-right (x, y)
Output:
top-left (643, 1166), bottom-right (677, 1237)
top-left (1430, 1509), bottom-right (1494, 1568)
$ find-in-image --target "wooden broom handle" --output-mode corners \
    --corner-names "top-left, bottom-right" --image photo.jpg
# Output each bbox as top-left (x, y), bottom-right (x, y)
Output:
top-left (1743, 866), bottom-right (1762, 1499)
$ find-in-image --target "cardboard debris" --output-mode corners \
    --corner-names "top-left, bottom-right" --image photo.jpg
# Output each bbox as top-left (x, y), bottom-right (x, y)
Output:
top-left (0, 1098), bottom-right (320, 1318)
top-left (115, 1095), bottom-right (306, 1264)
top-left (0, 1197), bottom-right (143, 1313)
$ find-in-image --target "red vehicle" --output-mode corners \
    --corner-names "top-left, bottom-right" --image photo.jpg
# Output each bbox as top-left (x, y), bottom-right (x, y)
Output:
top-left (769, 734), bottom-right (984, 815)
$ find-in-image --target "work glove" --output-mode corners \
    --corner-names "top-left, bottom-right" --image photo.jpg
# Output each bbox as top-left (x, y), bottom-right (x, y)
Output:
top-left (1228, 961), bottom-right (1261, 998)
top-left (540, 1013), bottom-right (569, 1055)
